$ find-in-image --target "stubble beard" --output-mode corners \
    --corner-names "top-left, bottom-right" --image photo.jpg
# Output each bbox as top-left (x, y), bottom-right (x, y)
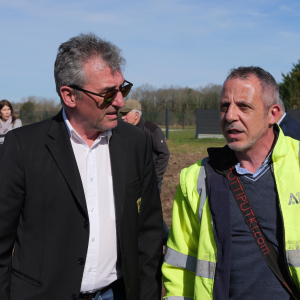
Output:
top-left (89, 115), bottom-right (118, 132)
top-left (227, 122), bottom-right (269, 152)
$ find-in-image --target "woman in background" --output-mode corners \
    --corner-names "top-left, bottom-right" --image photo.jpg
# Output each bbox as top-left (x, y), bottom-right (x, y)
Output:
top-left (0, 99), bottom-right (22, 145)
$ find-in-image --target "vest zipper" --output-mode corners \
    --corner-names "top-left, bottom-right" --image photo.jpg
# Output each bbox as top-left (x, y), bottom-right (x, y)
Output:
top-left (206, 169), bottom-right (217, 300)
top-left (270, 164), bottom-right (296, 289)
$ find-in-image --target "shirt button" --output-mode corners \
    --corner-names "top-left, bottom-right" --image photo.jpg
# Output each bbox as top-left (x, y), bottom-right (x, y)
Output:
top-left (90, 178), bottom-right (94, 182)
top-left (78, 258), bottom-right (85, 265)
top-left (89, 268), bottom-right (92, 272)
top-left (92, 238), bottom-right (95, 242)
top-left (84, 221), bottom-right (89, 228)
top-left (91, 208), bottom-right (94, 212)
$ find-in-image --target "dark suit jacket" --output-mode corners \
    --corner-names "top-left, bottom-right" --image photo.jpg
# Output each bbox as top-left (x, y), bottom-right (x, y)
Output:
top-left (279, 113), bottom-right (300, 141)
top-left (0, 111), bottom-right (163, 300)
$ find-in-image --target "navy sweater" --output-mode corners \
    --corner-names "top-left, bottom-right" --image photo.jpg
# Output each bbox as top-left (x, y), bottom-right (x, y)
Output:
top-left (206, 147), bottom-right (292, 299)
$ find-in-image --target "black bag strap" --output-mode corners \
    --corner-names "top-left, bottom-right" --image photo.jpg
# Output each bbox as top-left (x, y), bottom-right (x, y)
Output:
top-left (224, 166), bottom-right (300, 299)
top-left (207, 145), bottom-right (300, 299)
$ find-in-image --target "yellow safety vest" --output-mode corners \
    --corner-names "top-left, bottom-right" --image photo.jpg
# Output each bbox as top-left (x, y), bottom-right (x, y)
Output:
top-left (162, 128), bottom-right (300, 300)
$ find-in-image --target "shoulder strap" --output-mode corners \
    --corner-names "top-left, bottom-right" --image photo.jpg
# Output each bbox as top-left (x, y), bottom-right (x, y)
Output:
top-left (223, 165), bottom-right (300, 300)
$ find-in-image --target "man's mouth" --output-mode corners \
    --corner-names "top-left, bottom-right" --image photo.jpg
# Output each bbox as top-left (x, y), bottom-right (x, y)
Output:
top-left (106, 111), bottom-right (118, 118)
top-left (227, 129), bottom-right (242, 134)
top-left (226, 129), bottom-right (243, 139)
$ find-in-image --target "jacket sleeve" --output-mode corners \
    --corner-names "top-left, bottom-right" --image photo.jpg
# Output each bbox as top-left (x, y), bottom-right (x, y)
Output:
top-left (0, 131), bottom-right (25, 300)
top-left (138, 133), bottom-right (164, 300)
top-left (152, 127), bottom-right (170, 182)
top-left (162, 168), bottom-right (200, 300)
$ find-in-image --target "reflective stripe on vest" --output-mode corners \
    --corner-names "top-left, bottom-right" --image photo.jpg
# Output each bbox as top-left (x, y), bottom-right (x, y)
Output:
top-left (164, 297), bottom-right (193, 300)
top-left (164, 246), bottom-right (216, 279)
top-left (196, 259), bottom-right (216, 279)
top-left (197, 157), bottom-right (209, 224)
top-left (164, 247), bottom-right (197, 272)
top-left (287, 249), bottom-right (300, 268)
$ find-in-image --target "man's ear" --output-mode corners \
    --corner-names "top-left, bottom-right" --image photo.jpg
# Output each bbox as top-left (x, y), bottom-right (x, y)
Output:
top-left (269, 104), bottom-right (281, 125)
top-left (135, 111), bottom-right (141, 120)
top-left (60, 86), bottom-right (77, 108)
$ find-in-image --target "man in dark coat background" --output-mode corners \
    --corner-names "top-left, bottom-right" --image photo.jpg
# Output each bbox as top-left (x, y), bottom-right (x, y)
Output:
top-left (120, 99), bottom-right (170, 245)
top-left (120, 99), bottom-right (170, 192)
top-left (277, 98), bottom-right (300, 140)
top-left (0, 33), bottom-right (163, 300)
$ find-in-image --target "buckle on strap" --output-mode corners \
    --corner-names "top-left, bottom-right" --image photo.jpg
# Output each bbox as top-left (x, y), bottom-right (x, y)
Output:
top-left (78, 292), bottom-right (98, 300)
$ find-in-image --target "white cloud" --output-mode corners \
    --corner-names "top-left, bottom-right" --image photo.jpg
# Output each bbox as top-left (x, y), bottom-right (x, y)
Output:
top-left (246, 11), bottom-right (268, 17)
top-left (279, 5), bottom-right (300, 16)
top-left (279, 31), bottom-right (300, 39)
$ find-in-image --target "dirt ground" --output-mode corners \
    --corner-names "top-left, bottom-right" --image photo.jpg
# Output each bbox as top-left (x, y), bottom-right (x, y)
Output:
top-left (161, 152), bottom-right (205, 229)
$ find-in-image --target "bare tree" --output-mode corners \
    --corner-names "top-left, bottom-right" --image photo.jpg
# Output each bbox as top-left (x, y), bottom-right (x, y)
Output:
top-left (126, 83), bottom-right (222, 113)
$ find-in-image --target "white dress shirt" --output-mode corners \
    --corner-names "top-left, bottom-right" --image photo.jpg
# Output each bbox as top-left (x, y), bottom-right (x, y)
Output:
top-left (62, 109), bottom-right (122, 293)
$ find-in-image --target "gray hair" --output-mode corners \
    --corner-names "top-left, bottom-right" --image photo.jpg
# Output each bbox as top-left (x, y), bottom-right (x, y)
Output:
top-left (278, 98), bottom-right (286, 112)
top-left (224, 66), bottom-right (280, 110)
top-left (131, 109), bottom-right (142, 117)
top-left (54, 33), bottom-right (126, 105)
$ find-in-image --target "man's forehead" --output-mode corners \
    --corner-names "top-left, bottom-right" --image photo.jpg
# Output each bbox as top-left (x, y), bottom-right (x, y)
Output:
top-left (83, 59), bottom-right (111, 77)
top-left (83, 58), bottom-right (124, 85)
top-left (221, 77), bottom-right (259, 99)
top-left (224, 76), bottom-right (261, 89)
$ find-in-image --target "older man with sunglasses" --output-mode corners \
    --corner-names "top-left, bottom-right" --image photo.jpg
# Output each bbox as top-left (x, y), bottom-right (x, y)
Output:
top-left (0, 33), bottom-right (163, 300)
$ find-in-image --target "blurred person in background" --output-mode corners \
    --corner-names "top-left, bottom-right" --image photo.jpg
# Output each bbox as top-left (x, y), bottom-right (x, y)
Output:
top-left (0, 99), bottom-right (22, 145)
top-left (120, 99), bottom-right (170, 192)
top-left (120, 99), bottom-right (170, 245)
top-left (276, 98), bottom-right (300, 140)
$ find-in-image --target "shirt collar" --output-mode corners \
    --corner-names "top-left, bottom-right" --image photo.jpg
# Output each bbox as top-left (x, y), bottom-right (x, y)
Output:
top-left (277, 112), bottom-right (286, 125)
top-left (235, 127), bottom-right (278, 178)
top-left (62, 107), bottom-right (112, 147)
top-left (235, 152), bottom-right (272, 177)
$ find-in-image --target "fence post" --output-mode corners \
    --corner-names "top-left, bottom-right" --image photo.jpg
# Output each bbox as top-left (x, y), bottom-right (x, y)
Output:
top-left (195, 109), bottom-right (199, 139)
top-left (166, 108), bottom-right (169, 140)
top-left (20, 110), bottom-right (22, 121)
top-left (183, 112), bottom-right (185, 130)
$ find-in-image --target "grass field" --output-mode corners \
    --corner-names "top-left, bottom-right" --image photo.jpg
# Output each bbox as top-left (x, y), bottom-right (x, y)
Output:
top-left (163, 126), bottom-right (226, 156)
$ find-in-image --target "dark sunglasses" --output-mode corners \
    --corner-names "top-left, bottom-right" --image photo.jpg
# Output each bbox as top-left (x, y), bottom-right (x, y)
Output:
top-left (70, 80), bottom-right (133, 102)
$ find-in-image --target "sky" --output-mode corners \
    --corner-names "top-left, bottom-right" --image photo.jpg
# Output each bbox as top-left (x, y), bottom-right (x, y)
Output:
top-left (0, 0), bottom-right (300, 103)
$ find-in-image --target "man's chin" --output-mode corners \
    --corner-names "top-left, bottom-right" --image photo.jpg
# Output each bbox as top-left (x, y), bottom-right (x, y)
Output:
top-left (93, 120), bottom-right (118, 132)
top-left (106, 120), bottom-right (118, 130)
top-left (227, 140), bottom-right (247, 152)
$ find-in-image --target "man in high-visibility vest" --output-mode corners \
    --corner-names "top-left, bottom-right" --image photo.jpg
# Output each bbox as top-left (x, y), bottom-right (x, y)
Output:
top-left (162, 66), bottom-right (300, 300)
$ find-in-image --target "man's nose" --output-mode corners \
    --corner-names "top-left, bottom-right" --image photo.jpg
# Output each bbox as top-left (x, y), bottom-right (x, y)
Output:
top-left (225, 104), bottom-right (238, 123)
top-left (112, 91), bottom-right (124, 108)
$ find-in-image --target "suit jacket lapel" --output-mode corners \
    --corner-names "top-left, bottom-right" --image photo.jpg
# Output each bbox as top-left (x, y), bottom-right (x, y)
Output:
top-left (46, 111), bottom-right (88, 217)
top-left (109, 126), bottom-right (128, 225)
